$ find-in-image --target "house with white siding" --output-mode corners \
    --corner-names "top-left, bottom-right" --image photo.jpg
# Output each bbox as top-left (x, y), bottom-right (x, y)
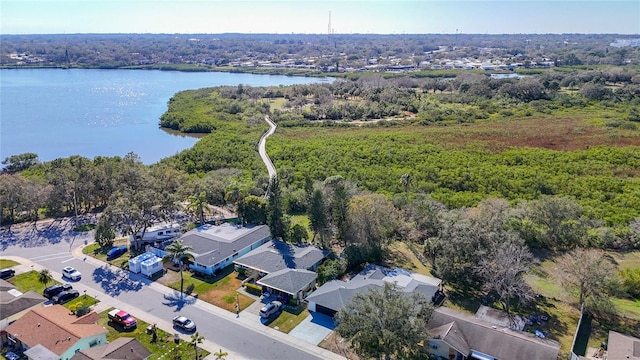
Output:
top-left (158, 223), bottom-right (272, 276)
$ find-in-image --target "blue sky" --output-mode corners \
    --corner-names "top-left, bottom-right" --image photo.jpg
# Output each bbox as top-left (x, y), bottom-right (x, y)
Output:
top-left (2, 0), bottom-right (639, 35)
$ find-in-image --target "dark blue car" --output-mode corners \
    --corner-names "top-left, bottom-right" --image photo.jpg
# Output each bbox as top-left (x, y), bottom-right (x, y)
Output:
top-left (106, 245), bottom-right (128, 260)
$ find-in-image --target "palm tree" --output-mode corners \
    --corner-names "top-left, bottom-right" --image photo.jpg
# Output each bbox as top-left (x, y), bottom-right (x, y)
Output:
top-left (38, 269), bottom-right (53, 287)
top-left (213, 349), bottom-right (228, 360)
top-left (187, 191), bottom-right (208, 226)
top-left (164, 240), bottom-right (193, 296)
top-left (190, 332), bottom-right (204, 360)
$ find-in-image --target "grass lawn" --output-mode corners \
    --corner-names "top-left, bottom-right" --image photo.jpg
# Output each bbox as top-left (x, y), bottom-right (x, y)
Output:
top-left (384, 241), bottom-right (433, 277)
top-left (97, 308), bottom-right (209, 360)
top-left (525, 250), bottom-right (640, 355)
top-left (268, 97), bottom-right (287, 111)
top-left (7, 270), bottom-right (61, 294)
top-left (0, 259), bottom-right (20, 268)
top-left (289, 214), bottom-right (311, 231)
top-left (82, 240), bottom-right (133, 269)
top-left (268, 306), bottom-right (310, 333)
top-left (166, 266), bottom-right (255, 312)
top-left (65, 294), bottom-right (100, 311)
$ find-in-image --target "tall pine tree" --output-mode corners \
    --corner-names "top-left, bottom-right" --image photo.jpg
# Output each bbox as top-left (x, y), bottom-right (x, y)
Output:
top-left (266, 177), bottom-right (288, 240)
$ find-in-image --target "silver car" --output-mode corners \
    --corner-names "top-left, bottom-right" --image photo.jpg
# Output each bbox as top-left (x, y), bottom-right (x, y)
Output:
top-left (172, 316), bottom-right (196, 332)
top-left (260, 300), bottom-right (283, 319)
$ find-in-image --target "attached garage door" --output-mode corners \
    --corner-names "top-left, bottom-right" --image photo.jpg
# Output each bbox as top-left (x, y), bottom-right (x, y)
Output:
top-left (314, 304), bottom-right (337, 317)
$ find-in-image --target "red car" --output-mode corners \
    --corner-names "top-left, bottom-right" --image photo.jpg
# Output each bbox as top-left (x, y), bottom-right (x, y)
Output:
top-left (108, 309), bottom-right (137, 330)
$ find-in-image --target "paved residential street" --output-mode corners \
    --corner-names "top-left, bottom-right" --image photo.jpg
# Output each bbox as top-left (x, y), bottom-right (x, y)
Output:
top-left (0, 218), bottom-right (345, 360)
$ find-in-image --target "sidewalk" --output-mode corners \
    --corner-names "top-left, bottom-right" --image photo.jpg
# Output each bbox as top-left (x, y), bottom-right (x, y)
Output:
top-left (2, 245), bottom-right (345, 360)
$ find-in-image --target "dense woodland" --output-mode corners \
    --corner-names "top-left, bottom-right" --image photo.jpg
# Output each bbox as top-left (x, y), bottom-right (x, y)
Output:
top-left (2, 48), bottom-right (640, 356)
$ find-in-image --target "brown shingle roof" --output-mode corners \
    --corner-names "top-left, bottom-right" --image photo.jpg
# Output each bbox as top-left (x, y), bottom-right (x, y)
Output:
top-left (5, 305), bottom-right (106, 356)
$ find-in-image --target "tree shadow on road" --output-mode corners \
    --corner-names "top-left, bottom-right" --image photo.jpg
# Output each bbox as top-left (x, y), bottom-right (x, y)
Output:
top-left (92, 265), bottom-right (144, 296)
top-left (0, 216), bottom-right (93, 251)
top-left (162, 291), bottom-right (196, 311)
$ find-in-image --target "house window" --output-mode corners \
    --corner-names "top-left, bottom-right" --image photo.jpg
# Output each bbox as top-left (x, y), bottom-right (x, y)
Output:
top-left (89, 340), bottom-right (98, 347)
top-left (158, 232), bottom-right (164, 235)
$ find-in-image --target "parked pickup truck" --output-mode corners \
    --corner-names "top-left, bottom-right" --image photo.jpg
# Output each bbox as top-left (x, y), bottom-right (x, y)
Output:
top-left (108, 309), bottom-right (137, 330)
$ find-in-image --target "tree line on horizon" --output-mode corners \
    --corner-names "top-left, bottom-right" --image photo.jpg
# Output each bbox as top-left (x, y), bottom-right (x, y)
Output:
top-left (1, 33), bottom-right (637, 70)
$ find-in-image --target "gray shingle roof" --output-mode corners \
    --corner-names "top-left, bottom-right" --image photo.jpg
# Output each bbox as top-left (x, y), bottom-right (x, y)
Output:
top-left (257, 269), bottom-right (317, 295)
top-left (306, 265), bottom-right (442, 313)
top-left (179, 223), bottom-right (271, 267)
top-left (429, 321), bottom-right (470, 355)
top-left (233, 240), bottom-right (328, 273)
top-left (0, 279), bottom-right (46, 319)
top-left (607, 331), bottom-right (640, 360)
top-left (428, 307), bottom-right (561, 360)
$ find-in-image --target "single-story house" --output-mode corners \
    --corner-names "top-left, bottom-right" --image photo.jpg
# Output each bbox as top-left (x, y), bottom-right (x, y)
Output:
top-left (0, 279), bottom-right (46, 330)
top-left (156, 223), bottom-right (271, 276)
top-left (605, 330), bottom-right (640, 360)
top-left (426, 306), bottom-right (561, 360)
top-left (257, 268), bottom-right (317, 301)
top-left (70, 337), bottom-right (151, 360)
top-left (4, 305), bottom-right (107, 360)
top-left (233, 239), bottom-right (328, 275)
top-left (233, 240), bottom-right (328, 300)
top-left (306, 265), bottom-right (442, 317)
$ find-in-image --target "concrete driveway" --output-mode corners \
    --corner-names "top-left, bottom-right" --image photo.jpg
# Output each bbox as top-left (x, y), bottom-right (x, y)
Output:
top-left (289, 311), bottom-right (336, 345)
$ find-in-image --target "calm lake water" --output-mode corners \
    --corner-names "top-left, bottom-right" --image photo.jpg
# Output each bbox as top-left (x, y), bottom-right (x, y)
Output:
top-left (0, 69), bottom-right (324, 164)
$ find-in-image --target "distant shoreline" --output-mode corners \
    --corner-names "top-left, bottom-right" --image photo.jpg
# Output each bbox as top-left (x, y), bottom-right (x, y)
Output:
top-left (0, 64), bottom-right (331, 78)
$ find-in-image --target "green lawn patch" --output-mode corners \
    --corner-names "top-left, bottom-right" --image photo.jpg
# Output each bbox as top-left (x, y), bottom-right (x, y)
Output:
top-left (98, 308), bottom-right (209, 359)
top-left (0, 259), bottom-right (20, 268)
top-left (289, 214), bottom-right (310, 231)
top-left (97, 308), bottom-right (209, 359)
top-left (268, 306), bottom-right (310, 333)
top-left (524, 250), bottom-right (640, 356)
top-left (65, 294), bottom-right (99, 311)
top-left (82, 240), bottom-right (133, 268)
top-left (8, 270), bottom-right (58, 294)
top-left (166, 266), bottom-right (255, 312)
